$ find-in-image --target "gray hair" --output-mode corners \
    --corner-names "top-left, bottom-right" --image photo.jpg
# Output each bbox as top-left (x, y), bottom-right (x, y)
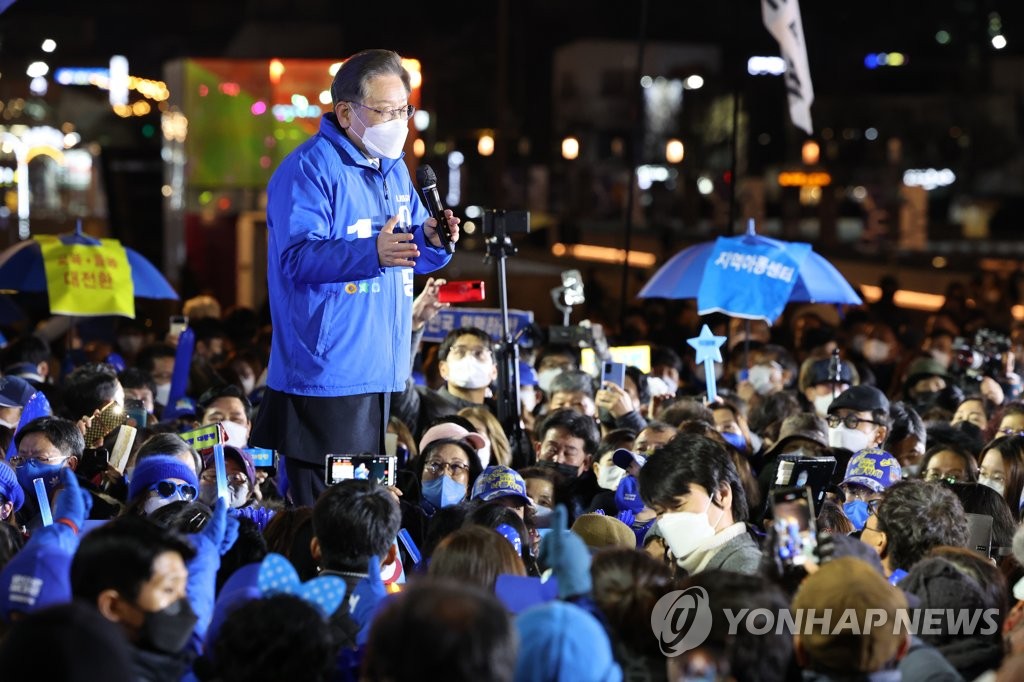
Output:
top-left (549, 370), bottom-right (596, 399)
top-left (331, 49), bottom-right (410, 107)
top-left (876, 480), bottom-right (970, 573)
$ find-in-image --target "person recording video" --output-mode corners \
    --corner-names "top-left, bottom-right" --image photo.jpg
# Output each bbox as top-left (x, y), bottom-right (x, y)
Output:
top-left (251, 49), bottom-right (460, 506)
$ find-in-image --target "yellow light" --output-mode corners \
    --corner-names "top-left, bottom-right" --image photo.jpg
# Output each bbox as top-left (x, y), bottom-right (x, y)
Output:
top-left (802, 140), bottom-right (820, 165)
top-left (402, 59), bottom-right (422, 90)
top-left (665, 138), bottom-right (685, 164)
top-left (478, 133), bottom-right (495, 157)
top-left (860, 285), bottom-right (945, 312)
top-left (888, 52), bottom-right (906, 66)
top-left (551, 243), bottom-right (657, 268)
top-left (1012, 305), bottom-right (1024, 321)
top-left (113, 103), bottom-right (132, 118)
top-left (463, 221), bottom-right (476, 235)
top-left (328, 62), bottom-right (343, 77)
top-left (132, 101), bottom-right (151, 116)
top-left (561, 136), bottom-right (579, 160)
top-left (269, 59), bottom-right (285, 85)
top-left (778, 171), bottom-right (831, 187)
top-left (25, 146), bottom-right (64, 163)
top-left (413, 138), bottom-right (425, 157)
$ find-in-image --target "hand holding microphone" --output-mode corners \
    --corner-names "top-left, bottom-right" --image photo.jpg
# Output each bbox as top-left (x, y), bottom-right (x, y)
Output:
top-left (416, 165), bottom-right (459, 254)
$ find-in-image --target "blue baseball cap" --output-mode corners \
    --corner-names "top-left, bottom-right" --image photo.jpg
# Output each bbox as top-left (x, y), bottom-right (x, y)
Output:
top-left (611, 448), bottom-right (646, 471)
top-left (841, 448), bottom-right (902, 494)
top-left (518, 361), bottom-right (538, 387)
top-left (0, 541), bottom-right (73, 621)
top-left (0, 376), bottom-right (35, 409)
top-left (0, 460), bottom-right (24, 512)
top-left (471, 465), bottom-right (531, 506)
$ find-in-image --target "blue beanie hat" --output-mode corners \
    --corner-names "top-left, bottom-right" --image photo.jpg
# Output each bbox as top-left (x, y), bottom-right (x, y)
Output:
top-left (128, 455), bottom-right (199, 502)
top-left (514, 601), bottom-right (622, 682)
top-left (0, 460), bottom-right (24, 512)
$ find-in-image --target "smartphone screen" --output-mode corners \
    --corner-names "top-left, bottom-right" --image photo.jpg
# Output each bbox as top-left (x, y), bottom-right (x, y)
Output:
top-left (169, 315), bottom-right (189, 337)
top-left (325, 454), bottom-right (396, 487)
top-left (771, 486), bottom-right (817, 567)
top-left (601, 361), bottom-right (626, 388)
top-left (84, 401), bottom-right (128, 445)
top-left (124, 398), bottom-right (147, 429)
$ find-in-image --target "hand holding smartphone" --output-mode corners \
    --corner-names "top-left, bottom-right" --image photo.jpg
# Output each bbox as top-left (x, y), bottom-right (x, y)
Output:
top-left (770, 486), bottom-right (817, 567)
top-left (601, 361), bottom-right (626, 388)
top-left (83, 400), bottom-right (129, 446)
top-left (325, 454), bottom-right (397, 487)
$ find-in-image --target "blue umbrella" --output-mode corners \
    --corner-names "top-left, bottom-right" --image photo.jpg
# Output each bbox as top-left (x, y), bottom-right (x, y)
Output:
top-left (638, 221), bottom-right (861, 322)
top-left (0, 224), bottom-right (177, 302)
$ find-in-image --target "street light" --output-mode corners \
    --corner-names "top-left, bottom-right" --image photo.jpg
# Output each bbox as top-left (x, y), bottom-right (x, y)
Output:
top-left (478, 133), bottom-right (495, 157)
top-left (666, 139), bottom-right (685, 164)
top-left (561, 136), bottom-right (579, 160)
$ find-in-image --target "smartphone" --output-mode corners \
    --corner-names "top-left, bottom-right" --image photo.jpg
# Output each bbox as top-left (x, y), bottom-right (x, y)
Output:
top-left (770, 486), bottom-right (817, 567)
top-left (78, 447), bottom-right (110, 480)
top-left (169, 315), bottom-right (189, 337)
top-left (325, 454), bottom-right (397, 487)
top-left (124, 398), bottom-right (147, 429)
top-left (83, 400), bottom-right (129, 445)
top-left (437, 280), bottom-right (485, 303)
top-left (601, 361), bottom-right (626, 388)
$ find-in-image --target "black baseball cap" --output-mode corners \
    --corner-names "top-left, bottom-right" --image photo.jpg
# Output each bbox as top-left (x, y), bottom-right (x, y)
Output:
top-left (827, 385), bottom-right (889, 414)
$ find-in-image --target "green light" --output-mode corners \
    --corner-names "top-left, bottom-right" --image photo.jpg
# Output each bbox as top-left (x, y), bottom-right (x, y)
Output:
top-left (199, 191), bottom-right (212, 205)
top-left (936, 30), bottom-right (951, 45)
top-left (141, 124), bottom-right (155, 138)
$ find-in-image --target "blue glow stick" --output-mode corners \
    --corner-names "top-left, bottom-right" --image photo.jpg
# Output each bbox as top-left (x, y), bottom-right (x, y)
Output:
top-left (33, 478), bottom-right (53, 526)
top-left (213, 443), bottom-right (229, 501)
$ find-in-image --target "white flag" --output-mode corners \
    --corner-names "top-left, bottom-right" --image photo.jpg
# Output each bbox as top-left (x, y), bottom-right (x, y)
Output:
top-left (762, 0), bottom-right (814, 135)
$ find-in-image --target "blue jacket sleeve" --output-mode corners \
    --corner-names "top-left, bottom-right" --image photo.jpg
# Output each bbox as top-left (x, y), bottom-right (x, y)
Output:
top-left (273, 157), bottom-right (383, 284)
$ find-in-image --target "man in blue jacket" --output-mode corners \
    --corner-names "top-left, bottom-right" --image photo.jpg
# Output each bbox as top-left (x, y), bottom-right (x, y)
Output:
top-left (251, 49), bottom-right (459, 506)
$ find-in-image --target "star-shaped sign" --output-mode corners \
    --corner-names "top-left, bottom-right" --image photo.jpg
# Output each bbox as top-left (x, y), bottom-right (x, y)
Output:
top-left (687, 325), bottom-right (727, 364)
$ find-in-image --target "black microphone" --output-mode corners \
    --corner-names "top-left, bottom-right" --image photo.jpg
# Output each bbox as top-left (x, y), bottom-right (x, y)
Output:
top-left (415, 164), bottom-right (455, 254)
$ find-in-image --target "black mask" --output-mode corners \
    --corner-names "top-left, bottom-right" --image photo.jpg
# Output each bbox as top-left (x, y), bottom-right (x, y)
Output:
top-left (538, 460), bottom-right (580, 480)
top-left (138, 598), bottom-right (198, 654)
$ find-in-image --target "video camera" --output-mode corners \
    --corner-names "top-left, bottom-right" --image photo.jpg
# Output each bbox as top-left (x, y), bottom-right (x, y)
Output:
top-left (950, 328), bottom-right (1012, 384)
top-left (482, 209), bottom-right (530, 237)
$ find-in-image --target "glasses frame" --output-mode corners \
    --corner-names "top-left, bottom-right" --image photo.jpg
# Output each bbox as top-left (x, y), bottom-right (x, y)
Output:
top-left (149, 480), bottom-right (198, 501)
top-left (424, 459), bottom-right (472, 479)
top-left (826, 414), bottom-right (880, 430)
top-left (348, 101), bottom-right (415, 122)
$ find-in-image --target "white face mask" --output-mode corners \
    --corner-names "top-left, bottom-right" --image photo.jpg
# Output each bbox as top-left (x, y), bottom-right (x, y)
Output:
top-left (597, 463), bottom-right (625, 491)
top-left (658, 497), bottom-right (721, 560)
top-left (931, 350), bottom-right (952, 369)
top-left (813, 394), bottom-right (834, 418)
top-left (446, 357), bottom-right (493, 390)
top-left (240, 376), bottom-right (255, 395)
top-left (537, 368), bottom-right (564, 394)
top-left (477, 444), bottom-right (492, 469)
top-left (979, 476), bottom-right (1005, 496)
top-left (200, 481), bottom-right (250, 509)
top-left (142, 494), bottom-right (181, 516)
top-left (862, 339), bottom-right (891, 364)
top-left (221, 420), bottom-right (249, 448)
top-left (520, 387), bottom-right (538, 414)
top-left (349, 107), bottom-right (409, 159)
top-left (828, 425), bottom-right (874, 452)
top-left (747, 365), bottom-right (777, 395)
top-left (154, 383), bottom-right (171, 406)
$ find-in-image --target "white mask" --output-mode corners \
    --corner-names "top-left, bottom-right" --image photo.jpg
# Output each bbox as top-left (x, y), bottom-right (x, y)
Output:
top-left (0, 418), bottom-right (17, 430)
top-left (477, 443), bottom-right (492, 469)
top-left (221, 420), bottom-right (249, 448)
top-left (537, 368), bottom-right (564, 394)
top-left (979, 476), bottom-right (1005, 496)
top-left (597, 463), bottom-right (625, 491)
top-left (446, 357), bottom-right (493, 390)
top-left (350, 107), bottom-right (408, 159)
top-left (863, 339), bottom-right (891, 364)
top-left (931, 350), bottom-right (951, 369)
top-left (813, 394), bottom-right (834, 418)
top-left (658, 497), bottom-right (721, 560)
top-left (200, 481), bottom-right (250, 509)
top-left (142, 494), bottom-right (181, 516)
top-left (240, 377), bottom-right (255, 395)
top-left (154, 383), bottom-right (171, 406)
top-left (747, 365), bottom-right (777, 395)
top-left (828, 425), bottom-right (874, 452)
top-left (520, 387), bottom-right (538, 414)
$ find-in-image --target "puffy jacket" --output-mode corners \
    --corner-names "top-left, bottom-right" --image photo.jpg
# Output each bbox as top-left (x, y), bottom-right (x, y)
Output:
top-left (265, 114), bottom-right (451, 396)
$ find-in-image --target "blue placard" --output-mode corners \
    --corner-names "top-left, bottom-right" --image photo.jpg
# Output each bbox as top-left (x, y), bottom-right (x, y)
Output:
top-left (244, 447), bottom-right (276, 468)
top-left (421, 308), bottom-right (534, 343)
top-left (697, 236), bottom-right (811, 324)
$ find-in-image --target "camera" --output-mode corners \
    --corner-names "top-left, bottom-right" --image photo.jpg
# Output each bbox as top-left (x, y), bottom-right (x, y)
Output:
top-left (950, 328), bottom-right (1012, 383)
top-left (482, 209), bottom-right (530, 237)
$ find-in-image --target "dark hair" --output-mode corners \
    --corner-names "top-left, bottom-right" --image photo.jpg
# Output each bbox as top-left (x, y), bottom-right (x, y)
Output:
top-left (816, 499), bottom-right (854, 536)
top-left (465, 502), bottom-right (537, 575)
top-left (60, 363), bottom-right (119, 420)
top-left (624, 366), bottom-right (650, 405)
top-left (429, 525), bottom-right (526, 592)
top-left (422, 500), bottom-right (477, 560)
top-left (0, 521), bottom-right (25, 571)
top-left (747, 391), bottom-right (801, 445)
top-left (118, 367), bottom-right (156, 399)
top-left (146, 500), bottom-right (211, 534)
top-left (534, 344), bottom-right (579, 371)
top-left (657, 398), bottom-right (714, 427)
top-left (330, 49), bottom-right (411, 108)
top-left (638, 434), bottom-right (749, 522)
top-left (136, 343), bottom-right (176, 374)
top-left (198, 384), bottom-right (252, 421)
top-left (681, 570), bottom-right (794, 682)
top-left (415, 438), bottom-right (484, 490)
top-left (71, 515), bottom-right (196, 604)
top-left (362, 580), bottom-right (516, 682)
top-left (944, 481), bottom-right (1017, 556)
top-left (985, 400), bottom-right (1024, 443)
top-left (590, 549), bottom-right (674, 656)
top-left (312, 479), bottom-right (400, 573)
top-left (534, 408), bottom-right (600, 457)
top-left (190, 317), bottom-right (227, 344)
top-left (135, 433), bottom-right (202, 476)
top-left (595, 428), bottom-right (638, 460)
top-left (930, 545), bottom-right (1011, 613)
top-left (15, 416), bottom-right (85, 459)
top-left (886, 401), bottom-right (925, 448)
top-left (262, 507), bottom-right (318, 582)
top-left (2, 334), bottom-right (50, 370)
top-left (921, 443), bottom-right (979, 482)
top-left (210, 594), bottom-right (335, 682)
top-left (979, 435), bottom-right (1024, 519)
top-left (650, 345), bottom-right (683, 373)
top-left (875, 480), bottom-right (970, 572)
top-left (549, 370), bottom-right (596, 399)
top-left (437, 327), bottom-right (492, 362)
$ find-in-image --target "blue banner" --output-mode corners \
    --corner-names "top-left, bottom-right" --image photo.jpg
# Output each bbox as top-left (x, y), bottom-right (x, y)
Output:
top-left (697, 236), bottom-right (811, 323)
top-left (421, 308), bottom-right (534, 343)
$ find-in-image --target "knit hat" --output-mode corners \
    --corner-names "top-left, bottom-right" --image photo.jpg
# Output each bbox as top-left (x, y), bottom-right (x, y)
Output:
top-left (128, 455), bottom-right (199, 502)
top-left (571, 514), bottom-right (636, 550)
top-left (0, 460), bottom-right (24, 512)
top-left (792, 557), bottom-right (908, 675)
top-left (0, 541), bottom-right (73, 621)
top-left (514, 601), bottom-right (623, 682)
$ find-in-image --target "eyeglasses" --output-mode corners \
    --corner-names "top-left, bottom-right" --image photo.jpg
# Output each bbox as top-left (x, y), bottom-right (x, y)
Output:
top-left (348, 101), bottom-right (415, 122)
top-left (424, 460), bottom-right (472, 478)
top-left (826, 414), bottom-right (880, 430)
top-left (149, 480), bottom-right (198, 501)
top-left (447, 344), bottom-right (492, 362)
top-left (200, 471), bottom-right (249, 488)
top-left (840, 484), bottom-right (876, 502)
top-left (923, 470), bottom-right (964, 484)
top-left (998, 427), bottom-right (1024, 437)
top-left (866, 498), bottom-right (881, 515)
top-left (10, 452), bottom-right (68, 467)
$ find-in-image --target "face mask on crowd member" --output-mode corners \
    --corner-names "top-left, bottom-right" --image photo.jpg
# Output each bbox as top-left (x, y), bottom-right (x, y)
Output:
top-left (535, 410), bottom-right (598, 478)
top-left (712, 406), bottom-right (749, 454)
top-left (592, 449), bottom-right (626, 491)
top-left (199, 390), bottom-right (251, 449)
top-left (535, 353), bottom-right (577, 395)
top-left (799, 356), bottom-right (854, 418)
top-left (419, 439), bottom-right (474, 512)
top-left (439, 332), bottom-right (497, 395)
top-left (837, 447), bottom-right (901, 531)
top-left (826, 386), bottom-right (889, 452)
top-left (12, 420), bottom-right (82, 504)
top-left (128, 455), bottom-right (200, 516)
top-left (199, 447), bottom-right (256, 510)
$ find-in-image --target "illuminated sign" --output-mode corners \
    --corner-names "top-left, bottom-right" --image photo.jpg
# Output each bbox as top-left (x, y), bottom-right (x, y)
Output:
top-left (777, 171), bottom-right (831, 187)
top-left (902, 168), bottom-right (955, 190)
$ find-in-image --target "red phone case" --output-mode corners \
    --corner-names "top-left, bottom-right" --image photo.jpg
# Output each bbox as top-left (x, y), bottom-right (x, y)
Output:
top-left (437, 281), bottom-right (485, 303)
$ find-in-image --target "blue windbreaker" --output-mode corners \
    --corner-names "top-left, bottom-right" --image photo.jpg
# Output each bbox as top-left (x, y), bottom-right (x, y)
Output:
top-left (264, 114), bottom-right (450, 396)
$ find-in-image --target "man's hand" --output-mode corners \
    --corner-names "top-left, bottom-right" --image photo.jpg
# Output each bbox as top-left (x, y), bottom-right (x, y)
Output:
top-left (424, 209), bottom-right (460, 249)
top-left (595, 382), bottom-right (634, 418)
top-left (412, 277), bottom-right (449, 331)
top-left (377, 215), bottom-right (419, 267)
